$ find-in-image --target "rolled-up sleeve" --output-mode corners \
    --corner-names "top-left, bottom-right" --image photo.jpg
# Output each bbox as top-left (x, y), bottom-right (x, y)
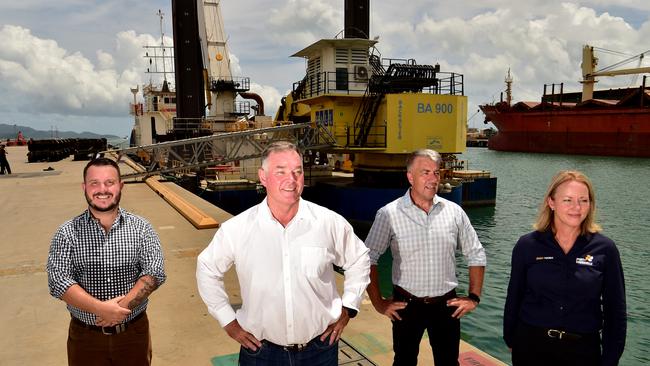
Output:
top-left (365, 209), bottom-right (392, 265)
top-left (46, 225), bottom-right (77, 299)
top-left (457, 209), bottom-right (486, 266)
top-left (139, 222), bottom-right (166, 287)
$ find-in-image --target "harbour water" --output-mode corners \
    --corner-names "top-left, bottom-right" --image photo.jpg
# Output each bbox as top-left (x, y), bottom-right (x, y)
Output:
top-left (459, 147), bottom-right (650, 365)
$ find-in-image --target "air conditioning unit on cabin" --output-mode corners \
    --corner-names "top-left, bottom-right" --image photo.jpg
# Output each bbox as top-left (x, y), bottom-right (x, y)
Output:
top-left (354, 65), bottom-right (369, 80)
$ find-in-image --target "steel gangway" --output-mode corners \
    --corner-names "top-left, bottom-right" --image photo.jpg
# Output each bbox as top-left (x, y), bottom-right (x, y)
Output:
top-left (105, 122), bottom-right (337, 180)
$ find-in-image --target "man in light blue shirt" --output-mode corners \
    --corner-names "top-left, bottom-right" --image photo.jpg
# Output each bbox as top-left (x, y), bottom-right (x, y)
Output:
top-left (365, 149), bottom-right (486, 366)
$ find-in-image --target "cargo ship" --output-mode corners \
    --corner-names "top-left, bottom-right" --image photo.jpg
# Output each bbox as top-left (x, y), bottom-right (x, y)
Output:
top-left (480, 46), bottom-right (650, 157)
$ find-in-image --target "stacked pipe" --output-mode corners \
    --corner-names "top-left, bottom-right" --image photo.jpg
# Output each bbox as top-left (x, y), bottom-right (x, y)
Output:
top-left (27, 138), bottom-right (107, 163)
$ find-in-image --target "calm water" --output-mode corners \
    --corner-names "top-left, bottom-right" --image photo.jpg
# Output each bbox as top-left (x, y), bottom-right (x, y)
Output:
top-left (458, 148), bottom-right (650, 365)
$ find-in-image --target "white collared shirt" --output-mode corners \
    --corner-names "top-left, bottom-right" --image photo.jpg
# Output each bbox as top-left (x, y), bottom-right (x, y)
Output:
top-left (196, 198), bottom-right (370, 345)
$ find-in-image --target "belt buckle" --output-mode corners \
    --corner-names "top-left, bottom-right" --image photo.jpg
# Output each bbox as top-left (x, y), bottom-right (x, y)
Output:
top-left (547, 329), bottom-right (565, 340)
top-left (283, 343), bottom-right (307, 352)
top-left (101, 324), bottom-right (126, 335)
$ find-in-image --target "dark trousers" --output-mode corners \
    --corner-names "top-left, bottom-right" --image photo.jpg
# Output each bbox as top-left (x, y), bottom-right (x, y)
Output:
top-left (239, 336), bottom-right (338, 366)
top-left (511, 322), bottom-right (601, 366)
top-left (67, 313), bottom-right (152, 366)
top-left (392, 288), bottom-right (460, 366)
top-left (0, 159), bottom-right (10, 174)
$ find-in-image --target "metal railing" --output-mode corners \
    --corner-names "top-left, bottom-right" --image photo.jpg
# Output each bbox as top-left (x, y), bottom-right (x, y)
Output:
top-left (292, 68), bottom-right (464, 100)
top-left (107, 123), bottom-right (338, 179)
top-left (209, 76), bottom-right (250, 92)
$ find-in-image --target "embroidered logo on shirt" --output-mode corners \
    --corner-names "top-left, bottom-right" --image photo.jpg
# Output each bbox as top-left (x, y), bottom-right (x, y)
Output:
top-left (576, 254), bottom-right (594, 266)
top-left (535, 256), bottom-right (554, 261)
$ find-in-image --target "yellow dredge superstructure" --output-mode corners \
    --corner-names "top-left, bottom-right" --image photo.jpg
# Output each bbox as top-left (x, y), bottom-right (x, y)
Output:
top-left (277, 36), bottom-right (468, 175)
top-left (121, 0), bottom-right (481, 190)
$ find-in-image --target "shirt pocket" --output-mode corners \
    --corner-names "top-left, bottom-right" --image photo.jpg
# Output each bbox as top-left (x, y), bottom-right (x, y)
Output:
top-left (299, 246), bottom-right (330, 278)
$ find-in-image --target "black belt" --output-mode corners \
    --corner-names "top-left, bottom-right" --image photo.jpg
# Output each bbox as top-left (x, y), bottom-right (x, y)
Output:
top-left (71, 311), bottom-right (146, 335)
top-left (262, 336), bottom-right (319, 352)
top-left (393, 286), bottom-right (456, 305)
top-left (525, 323), bottom-right (590, 342)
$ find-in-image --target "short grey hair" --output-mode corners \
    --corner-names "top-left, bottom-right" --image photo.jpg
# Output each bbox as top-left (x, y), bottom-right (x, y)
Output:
top-left (406, 149), bottom-right (442, 171)
top-left (260, 141), bottom-right (303, 171)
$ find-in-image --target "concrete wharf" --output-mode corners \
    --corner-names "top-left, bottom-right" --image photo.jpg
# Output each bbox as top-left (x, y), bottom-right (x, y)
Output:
top-left (0, 145), bottom-right (504, 365)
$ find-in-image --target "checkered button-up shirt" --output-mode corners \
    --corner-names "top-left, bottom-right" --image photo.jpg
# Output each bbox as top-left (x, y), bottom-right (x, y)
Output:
top-left (47, 208), bottom-right (166, 325)
top-left (365, 190), bottom-right (486, 297)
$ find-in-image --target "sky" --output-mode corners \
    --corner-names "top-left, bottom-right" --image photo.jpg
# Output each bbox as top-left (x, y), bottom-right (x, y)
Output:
top-left (1, 0), bottom-right (649, 138)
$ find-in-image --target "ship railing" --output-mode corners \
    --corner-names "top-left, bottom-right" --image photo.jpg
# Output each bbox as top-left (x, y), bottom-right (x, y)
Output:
top-left (294, 71), bottom-right (368, 99)
top-left (425, 72), bottom-right (464, 96)
top-left (292, 69), bottom-right (464, 99)
top-left (344, 125), bottom-right (387, 148)
top-left (446, 158), bottom-right (468, 171)
top-left (381, 57), bottom-right (417, 67)
top-left (209, 76), bottom-right (250, 92)
top-left (170, 118), bottom-right (213, 135)
top-left (232, 101), bottom-right (251, 115)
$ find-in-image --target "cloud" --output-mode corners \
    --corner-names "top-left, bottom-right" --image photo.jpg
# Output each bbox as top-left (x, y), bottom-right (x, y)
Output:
top-left (267, 0), bottom-right (341, 47)
top-left (230, 53), bottom-right (282, 117)
top-left (0, 25), bottom-right (150, 118)
top-left (1, 0), bottom-right (649, 133)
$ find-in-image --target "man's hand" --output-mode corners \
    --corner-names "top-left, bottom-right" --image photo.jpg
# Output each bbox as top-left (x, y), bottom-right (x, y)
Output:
top-left (446, 296), bottom-right (478, 318)
top-left (320, 307), bottom-right (350, 345)
top-left (224, 319), bottom-right (262, 351)
top-left (373, 297), bottom-right (407, 321)
top-left (94, 295), bottom-right (131, 326)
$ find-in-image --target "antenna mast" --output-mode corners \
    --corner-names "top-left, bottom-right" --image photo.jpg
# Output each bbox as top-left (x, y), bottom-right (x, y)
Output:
top-left (505, 68), bottom-right (513, 106)
top-left (157, 9), bottom-right (167, 82)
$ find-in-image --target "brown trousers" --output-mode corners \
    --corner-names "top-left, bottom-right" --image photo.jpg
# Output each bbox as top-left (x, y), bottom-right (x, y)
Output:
top-left (67, 313), bottom-right (152, 366)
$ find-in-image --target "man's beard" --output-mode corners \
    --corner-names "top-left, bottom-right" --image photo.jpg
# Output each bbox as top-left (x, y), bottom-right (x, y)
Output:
top-left (85, 191), bottom-right (121, 212)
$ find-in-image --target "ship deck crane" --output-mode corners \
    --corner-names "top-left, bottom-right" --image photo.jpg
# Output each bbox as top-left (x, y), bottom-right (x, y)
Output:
top-left (118, 0), bottom-right (340, 179)
top-left (580, 45), bottom-right (650, 101)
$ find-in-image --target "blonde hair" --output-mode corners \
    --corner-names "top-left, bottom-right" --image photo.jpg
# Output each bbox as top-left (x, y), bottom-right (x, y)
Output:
top-left (533, 170), bottom-right (601, 235)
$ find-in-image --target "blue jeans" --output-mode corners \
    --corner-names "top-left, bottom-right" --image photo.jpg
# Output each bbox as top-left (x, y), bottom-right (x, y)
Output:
top-left (238, 336), bottom-right (338, 366)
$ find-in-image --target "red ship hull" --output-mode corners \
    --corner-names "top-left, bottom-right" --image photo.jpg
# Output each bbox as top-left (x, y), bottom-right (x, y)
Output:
top-left (480, 90), bottom-right (650, 157)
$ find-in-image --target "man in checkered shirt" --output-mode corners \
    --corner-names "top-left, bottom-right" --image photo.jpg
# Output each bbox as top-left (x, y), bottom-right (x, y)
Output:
top-left (47, 158), bottom-right (166, 366)
top-left (365, 149), bottom-right (486, 366)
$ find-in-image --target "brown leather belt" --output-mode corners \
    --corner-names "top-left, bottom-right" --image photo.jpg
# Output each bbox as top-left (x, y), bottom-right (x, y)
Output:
top-left (71, 311), bottom-right (146, 335)
top-left (393, 286), bottom-right (456, 305)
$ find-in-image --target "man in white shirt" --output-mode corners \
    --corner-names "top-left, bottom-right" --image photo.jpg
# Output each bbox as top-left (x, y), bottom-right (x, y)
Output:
top-left (196, 141), bottom-right (370, 365)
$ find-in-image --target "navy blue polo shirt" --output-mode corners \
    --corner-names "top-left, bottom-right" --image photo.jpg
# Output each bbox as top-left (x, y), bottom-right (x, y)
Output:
top-left (503, 230), bottom-right (626, 365)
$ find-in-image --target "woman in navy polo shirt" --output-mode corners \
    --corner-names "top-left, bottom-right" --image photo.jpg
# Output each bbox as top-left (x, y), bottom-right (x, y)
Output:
top-left (504, 170), bottom-right (626, 366)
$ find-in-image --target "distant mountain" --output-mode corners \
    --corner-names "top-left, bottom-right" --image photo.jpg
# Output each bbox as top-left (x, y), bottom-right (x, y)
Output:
top-left (0, 124), bottom-right (120, 140)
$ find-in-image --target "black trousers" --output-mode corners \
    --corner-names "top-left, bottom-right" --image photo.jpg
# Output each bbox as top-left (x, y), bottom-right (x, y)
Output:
top-left (391, 288), bottom-right (460, 366)
top-left (0, 159), bottom-right (10, 174)
top-left (511, 322), bottom-right (601, 366)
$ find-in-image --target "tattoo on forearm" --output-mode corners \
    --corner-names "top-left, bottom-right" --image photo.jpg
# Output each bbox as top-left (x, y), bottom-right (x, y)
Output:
top-left (128, 276), bottom-right (158, 310)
